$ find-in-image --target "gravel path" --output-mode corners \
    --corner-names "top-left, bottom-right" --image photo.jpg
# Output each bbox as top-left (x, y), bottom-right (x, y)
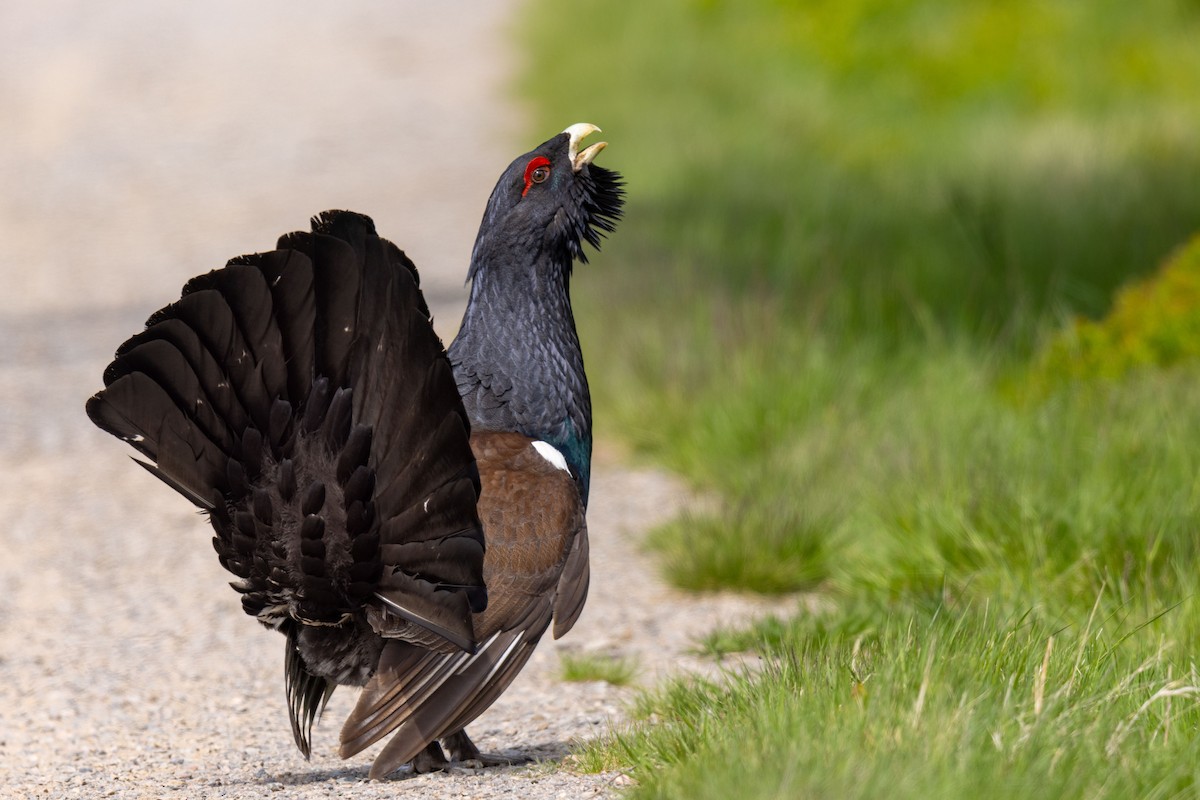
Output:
top-left (0, 3), bottom-right (773, 797)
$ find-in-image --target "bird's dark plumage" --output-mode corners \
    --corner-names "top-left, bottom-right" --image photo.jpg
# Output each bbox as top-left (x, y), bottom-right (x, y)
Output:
top-left (86, 125), bottom-right (623, 778)
top-left (451, 126), bottom-right (622, 502)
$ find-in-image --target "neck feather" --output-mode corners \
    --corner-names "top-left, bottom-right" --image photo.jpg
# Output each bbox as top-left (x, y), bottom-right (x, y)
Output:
top-left (449, 250), bottom-right (592, 501)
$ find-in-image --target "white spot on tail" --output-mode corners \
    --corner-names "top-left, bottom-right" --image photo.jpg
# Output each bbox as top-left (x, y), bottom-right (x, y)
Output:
top-left (532, 441), bottom-right (571, 474)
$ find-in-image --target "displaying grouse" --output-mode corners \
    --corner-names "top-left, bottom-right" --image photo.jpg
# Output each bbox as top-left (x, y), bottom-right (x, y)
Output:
top-left (85, 123), bottom-right (623, 778)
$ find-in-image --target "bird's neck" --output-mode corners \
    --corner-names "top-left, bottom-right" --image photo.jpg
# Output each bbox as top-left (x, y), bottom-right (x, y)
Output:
top-left (449, 250), bottom-right (592, 501)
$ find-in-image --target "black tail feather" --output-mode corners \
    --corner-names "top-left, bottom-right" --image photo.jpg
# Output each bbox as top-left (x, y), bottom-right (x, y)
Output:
top-left (284, 620), bottom-right (335, 759)
top-left (88, 210), bottom-right (487, 661)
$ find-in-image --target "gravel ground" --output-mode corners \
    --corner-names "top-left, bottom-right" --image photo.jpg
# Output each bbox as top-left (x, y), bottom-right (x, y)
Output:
top-left (0, 3), bottom-right (775, 797)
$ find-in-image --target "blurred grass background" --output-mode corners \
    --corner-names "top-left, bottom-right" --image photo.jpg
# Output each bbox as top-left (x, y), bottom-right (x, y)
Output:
top-left (521, 0), bottom-right (1200, 796)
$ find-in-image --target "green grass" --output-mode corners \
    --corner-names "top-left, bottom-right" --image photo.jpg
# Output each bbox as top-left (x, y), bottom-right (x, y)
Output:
top-left (579, 360), bottom-right (1200, 797)
top-left (519, 0), bottom-right (1200, 796)
top-left (582, 603), bottom-right (1200, 799)
top-left (1026, 235), bottom-right (1200, 394)
top-left (560, 652), bottom-right (639, 686)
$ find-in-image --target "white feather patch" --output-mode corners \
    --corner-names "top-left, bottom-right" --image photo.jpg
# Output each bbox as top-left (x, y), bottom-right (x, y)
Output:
top-left (531, 440), bottom-right (571, 474)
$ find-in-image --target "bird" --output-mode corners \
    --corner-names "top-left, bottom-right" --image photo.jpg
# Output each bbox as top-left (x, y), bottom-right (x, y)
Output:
top-left (85, 123), bottom-right (623, 778)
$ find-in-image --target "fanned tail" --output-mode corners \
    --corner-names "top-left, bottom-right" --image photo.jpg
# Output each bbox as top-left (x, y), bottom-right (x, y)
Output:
top-left (86, 210), bottom-right (489, 756)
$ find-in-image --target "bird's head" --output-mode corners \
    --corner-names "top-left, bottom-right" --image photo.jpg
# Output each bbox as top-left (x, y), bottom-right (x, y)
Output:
top-left (469, 123), bottom-right (624, 276)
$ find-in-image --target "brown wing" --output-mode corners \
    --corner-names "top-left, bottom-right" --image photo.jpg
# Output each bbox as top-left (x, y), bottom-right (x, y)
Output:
top-left (552, 522), bottom-right (590, 639)
top-left (339, 430), bottom-right (588, 778)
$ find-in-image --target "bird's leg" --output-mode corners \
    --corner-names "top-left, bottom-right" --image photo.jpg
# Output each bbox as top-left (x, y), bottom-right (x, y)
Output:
top-left (441, 729), bottom-right (530, 768)
top-left (410, 741), bottom-right (450, 774)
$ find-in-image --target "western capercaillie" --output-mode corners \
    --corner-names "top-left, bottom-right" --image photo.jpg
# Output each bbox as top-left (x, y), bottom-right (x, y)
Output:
top-left (86, 124), bottom-right (622, 778)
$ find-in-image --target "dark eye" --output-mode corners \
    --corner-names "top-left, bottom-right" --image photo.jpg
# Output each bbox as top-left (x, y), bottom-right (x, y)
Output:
top-left (522, 156), bottom-right (553, 196)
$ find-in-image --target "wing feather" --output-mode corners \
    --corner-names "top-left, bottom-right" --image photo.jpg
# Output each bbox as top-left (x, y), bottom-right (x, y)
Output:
top-left (552, 524), bottom-right (590, 639)
top-left (339, 431), bottom-right (588, 777)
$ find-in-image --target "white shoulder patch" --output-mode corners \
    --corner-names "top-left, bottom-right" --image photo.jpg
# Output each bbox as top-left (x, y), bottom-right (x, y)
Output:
top-left (531, 440), bottom-right (571, 474)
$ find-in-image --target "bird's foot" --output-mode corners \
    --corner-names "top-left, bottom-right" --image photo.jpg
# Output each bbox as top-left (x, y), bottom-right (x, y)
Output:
top-left (410, 741), bottom-right (450, 774)
top-left (442, 730), bottom-right (530, 769)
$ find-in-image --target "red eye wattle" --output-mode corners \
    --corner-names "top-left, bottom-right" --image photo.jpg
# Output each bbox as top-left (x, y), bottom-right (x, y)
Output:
top-left (522, 156), bottom-right (552, 196)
